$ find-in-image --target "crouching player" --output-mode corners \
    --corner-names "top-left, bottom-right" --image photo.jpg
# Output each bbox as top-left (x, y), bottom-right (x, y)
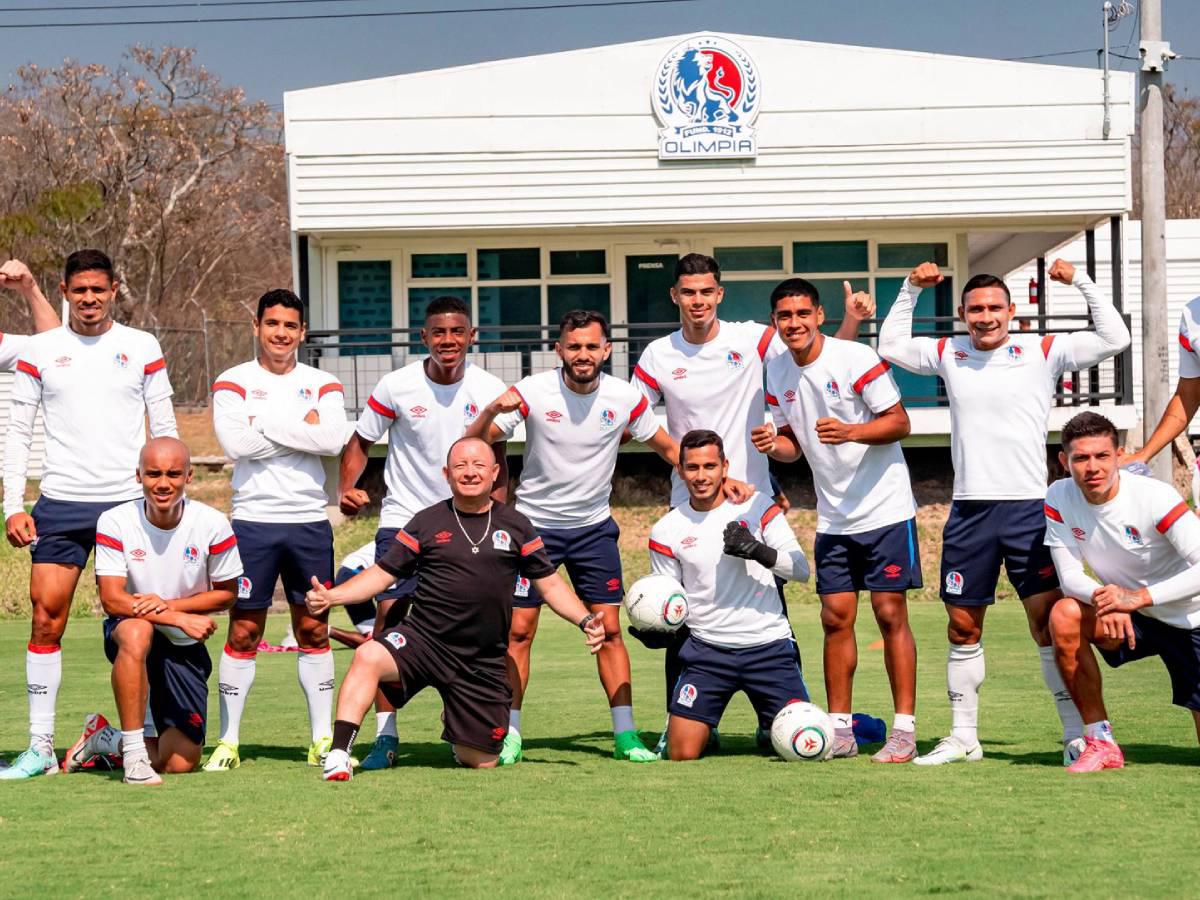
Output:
top-left (649, 430), bottom-right (811, 761)
top-left (63, 438), bottom-right (241, 785)
top-left (305, 438), bottom-right (605, 777)
top-left (1045, 412), bottom-right (1200, 771)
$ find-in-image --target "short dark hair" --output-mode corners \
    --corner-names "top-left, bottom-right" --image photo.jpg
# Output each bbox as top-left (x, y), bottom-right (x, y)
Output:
top-left (769, 278), bottom-right (821, 312)
top-left (961, 274), bottom-right (1012, 304)
top-left (64, 249), bottom-right (114, 284)
top-left (558, 309), bottom-right (610, 340)
top-left (679, 429), bottom-right (725, 465)
top-left (256, 288), bottom-right (305, 323)
top-left (425, 295), bottom-right (470, 322)
top-left (674, 253), bottom-right (721, 284)
top-left (1061, 411), bottom-right (1119, 451)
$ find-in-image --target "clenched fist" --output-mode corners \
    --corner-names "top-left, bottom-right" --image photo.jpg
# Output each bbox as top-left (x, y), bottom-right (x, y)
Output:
top-left (908, 263), bottom-right (944, 289)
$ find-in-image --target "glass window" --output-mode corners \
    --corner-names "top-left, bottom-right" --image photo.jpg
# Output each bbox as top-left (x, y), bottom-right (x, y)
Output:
top-left (793, 240), bottom-right (869, 274)
top-left (714, 246), bottom-right (783, 272)
top-left (411, 252), bottom-right (468, 279)
top-left (625, 254), bottom-right (680, 326)
top-left (337, 260), bottom-right (392, 356)
top-left (878, 242), bottom-right (949, 269)
top-left (801, 277), bottom-right (869, 328)
top-left (477, 248), bottom-right (540, 281)
top-left (477, 285), bottom-right (541, 352)
top-left (408, 287), bottom-right (470, 333)
top-left (550, 249), bottom-right (606, 276)
top-left (718, 280), bottom-right (777, 323)
top-left (548, 284), bottom-right (611, 327)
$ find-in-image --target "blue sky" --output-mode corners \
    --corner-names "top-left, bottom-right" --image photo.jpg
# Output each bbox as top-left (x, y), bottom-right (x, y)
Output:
top-left (3, 0), bottom-right (1197, 105)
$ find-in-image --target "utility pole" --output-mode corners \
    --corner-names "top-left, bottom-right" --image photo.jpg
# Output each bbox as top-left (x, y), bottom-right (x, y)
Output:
top-left (1138, 0), bottom-right (1175, 480)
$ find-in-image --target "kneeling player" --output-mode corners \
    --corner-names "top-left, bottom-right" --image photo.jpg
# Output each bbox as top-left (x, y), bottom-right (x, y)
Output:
top-left (63, 438), bottom-right (241, 785)
top-left (305, 438), bottom-right (605, 777)
top-left (1045, 412), bottom-right (1200, 771)
top-left (649, 430), bottom-right (811, 761)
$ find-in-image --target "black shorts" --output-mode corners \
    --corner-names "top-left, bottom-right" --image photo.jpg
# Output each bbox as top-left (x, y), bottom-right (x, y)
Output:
top-left (103, 618), bottom-right (211, 745)
top-left (814, 518), bottom-right (922, 595)
top-left (375, 528), bottom-right (419, 602)
top-left (232, 519), bottom-right (333, 610)
top-left (374, 625), bottom-right (511, 754)
top-left (940, 499), bottom-right (1060, 605)
top-left (31, 496), bottom-right (125, 567)
top-left (1098, 612), bottom-right (1200, 710)
top-left (516, 517), bottom-right (624, 608)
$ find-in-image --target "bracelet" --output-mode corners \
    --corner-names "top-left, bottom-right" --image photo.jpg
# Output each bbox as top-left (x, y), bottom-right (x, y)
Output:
top-left (578, 613), bottom-right (597, 632)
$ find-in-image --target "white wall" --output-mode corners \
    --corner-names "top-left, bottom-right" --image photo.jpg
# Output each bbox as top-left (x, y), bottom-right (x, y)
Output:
top-left (0, 372), bottom-right (46, 481)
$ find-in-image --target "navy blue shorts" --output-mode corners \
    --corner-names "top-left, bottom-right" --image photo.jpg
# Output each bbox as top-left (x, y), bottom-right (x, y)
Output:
top-left (814, 518), bottom-right (922, 595)
top-left (30, 496), bottom-right (125, 567)
top-left (516, 517), bottom-right (623, 609)
top-left (103, 618), bottom-right (212, 745)
top-left (232, 519), bottom-right (333, 610)
top-left (374, 528), bottom-right (418, 602)
top-left (940, 500), bottom-right (1059, 605)
top-left (668, 635), bottom-right (809, 730)
top-left (335, 565), bottom-right (377, 630)
top-left (1099, 613), bottom-right (1200, 710)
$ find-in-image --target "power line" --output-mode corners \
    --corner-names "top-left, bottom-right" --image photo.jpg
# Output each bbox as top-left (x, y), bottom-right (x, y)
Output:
top-left (0, 0), bottom-right (364, 11)
top-left (1003, 48), bottom-right (1100, 61)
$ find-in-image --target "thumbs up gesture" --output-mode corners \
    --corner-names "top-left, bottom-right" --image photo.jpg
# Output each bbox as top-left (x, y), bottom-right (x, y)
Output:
top-left (843, 281), bottom-right (876, 321)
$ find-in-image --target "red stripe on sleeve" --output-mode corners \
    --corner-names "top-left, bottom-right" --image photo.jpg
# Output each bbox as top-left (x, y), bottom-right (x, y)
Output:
top-left (1041, 335), bottom-right (1056, 359)
top-left (514, 387), bottom-right (530, 420)
top-left (633, 365), bottom-right (660, 392)
top-left (318, 382), bottom-right (343, 398)
top-left (628, 394), bottom-right (649, 424)
top-left (367, 395), bottom-right (397, 419)
top-left (1181, 332), bottom-right (1194, 353)
top-left (765, 391), bottom-right (779, 407)
top-left (209, 534), bottom-right (237, 555)
top-left (937, 337), bottom-right (948, 360)
top-left (95, 533), bottom-right (124, 551)
top-left (143, 357), bottom-right (166, 375)
top-left (396, 530), bottom-right (420, 553)
top-left (1156, 501), bottom-right (1191, 535)
top-left (757, 326), bottom-right (775, 361)
top-left (16, 360), bottom-right (40, 380)
top-left (851, 360), bottom-right (890, 394)
top-left (1043, 504), bottom-right (1063, 523)
top-left (521, 537), bottom-right (545, 557)
top-left (648, 539), bottom-right (674, 558)
top-left (760, 504), bottom-right (783, 529)
top-left (212, 380), bottom-right (245, 398)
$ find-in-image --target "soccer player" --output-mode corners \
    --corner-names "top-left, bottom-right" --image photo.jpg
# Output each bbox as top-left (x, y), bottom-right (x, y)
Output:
top-left (306, 437), bottom-right (606, 778)
top-left (647, 430), bottom-right (810, 761)
top-left (61, 438), bottom-right (241, 785)
top-left (1, 249), bottom-right (177, 781)
top-left (337, 294), bottom-right (507, 768)
top-left (0, 258), bottom-right (62, 365)
top-left (1045, 411), bottom-right (1200, 770)
top-left (754, 278), bottom-right (921, 763)
top-left (204, 289), bottom-right (346, 772)
top-left (878, 258), bottom-right (1130, 765)
top-left (466, 309), bottom-right (681, 765)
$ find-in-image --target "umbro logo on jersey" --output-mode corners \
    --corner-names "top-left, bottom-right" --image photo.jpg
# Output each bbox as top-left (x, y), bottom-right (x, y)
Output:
top-left (783, 389), bottom-right (796, 403)
top-left (671, 367), bottom-right (688, 380)
top-left (824, 379), bottom-right (839, 399)
top-left (954, 350), bottom-right (969, 360)
top-left (600, 408), bottom-right (616, 428)
top-left (883, 564), bottom-right (902, 579)
top-left (545, 410), bottom-right (563, 423)
top-left (113, 353), bottom-right (129, 369)
top-left (55, 356), bottom-right (72, 367)
top-left (726, 350), bottom-right (745, 370)
top-left (1072, 527), bottom-right (1087, 541)
top-left (182, 545), bottom-right (199, 565)
top-left (1007, 345), bottom-right (1024, 360)
top-left (435, 530), bottom-right (453, 544)
top-left (297, 387), bottom-right (313, 401)
top-left (410, 405), bottom-right (428, 418)
top-left (1124, 525), bottom-right (1143, 547)
top-left (251, 389), bottom-right (268, 400)
top-left (681, 536), bottom-right (697, 548)
top-left (130, 548), bottom-right (146, 561)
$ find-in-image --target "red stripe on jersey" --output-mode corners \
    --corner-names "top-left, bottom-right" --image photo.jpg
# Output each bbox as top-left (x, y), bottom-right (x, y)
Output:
top-left (95, 532), bottom-right (124, 551)
top-left (1156, 501), bottom-right (1191, 534)
top-left (633, 365), bottom-right (660, 392)
top-left (224, 643), bottom-right (257, 660)
top-left (648, 539), bottom-right (674, 558)
top-left (851, 360), bottom-right (890, 394)
top-left (27, 643), bottom-right (60, 654)
top-left (937, 337), bottom-right (948, 360)
top-left (209, 534), bottom-right (237, 555)
top-left (521, 537), bottom-right (545, 557)
top-left (1041, 335), bottom-right (1055, 359)
top-left (757, 326), bottom-right (775, 361)
top-left (628, 395), bottom-right (649, 424)
top-left (760, 504), bottom-right (783, 529)
top-left (1043, 504), bottom-right (1064, 523)
top-left (367, 395), bottom-right (396, 419)
top-left (144, 357), bottom-right (166, 375)
top-left (318, 382), bottom-right (343, 398)
top-left (1181, 332), bottom-right (1194, 353)
top-left (212, 380), bottom-right (245, 398)
top-left (396, 529), bottom-right (420, 553)
top-left (765, 391), bottom-right (779, 407)
top-left (513, 387), bottom-right (530, 420)
top-left (17, 360), bottom-right (40, 380)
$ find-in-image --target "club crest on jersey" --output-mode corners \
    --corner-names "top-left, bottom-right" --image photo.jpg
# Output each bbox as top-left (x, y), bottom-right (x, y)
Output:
top-left (113, 352), bottom-right (129, 369)
top-left (677, 683), bottom-right (698, 708)
top-left (671, 367), bottom-right (688, 380)
top-left (1124, 525), bottom-right (1143, 547)
top-left (410, 405), bottom-right (427, 419)
top-left (1007, 345), bottom-right (1024, 360)
top-left (297, 387), bottom-right (313, 401)
top-left (1072, 527), bottom-right (1087, 541)
top-left (463, 402), bottom-right (479, 424)
top-left (514, 575), bottom-right (531, 598)
top-left (600, 408), bottom-right (616, 428)
top-left (492, 530), bottom-right (511, 551)
top-left (385, 631), bottom-right (407, 650)
top-left (945, 571), bottom-right (964, 595)
top-left (726, 350), bottom-right (745, 370)
top-left (182, 545), bottom-right (200, 565)
top-left (824, 379), bottom-right (840, 400)
top-left (237, 576), bottom-right (252, 599)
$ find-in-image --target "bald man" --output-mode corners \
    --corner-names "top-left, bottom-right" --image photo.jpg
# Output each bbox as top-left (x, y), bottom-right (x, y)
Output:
top-left (306, 437), bottom-right (605, 777)
top-left (62, 438), bottom-right (242, 785)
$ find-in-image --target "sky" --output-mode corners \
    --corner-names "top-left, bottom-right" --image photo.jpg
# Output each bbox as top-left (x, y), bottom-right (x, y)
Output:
top-left (1, 0), bottom-right (1197, 107)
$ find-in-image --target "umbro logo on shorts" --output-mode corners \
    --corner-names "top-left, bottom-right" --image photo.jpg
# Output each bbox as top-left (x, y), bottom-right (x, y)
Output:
top-left (606, 578), bottom-right (620, 592)
top-left (883, 564), bottom-right (902, 579)
top-left (492, 726), bottom-right (506, 741)
top-left (188, 712), bottom-right (204, 727)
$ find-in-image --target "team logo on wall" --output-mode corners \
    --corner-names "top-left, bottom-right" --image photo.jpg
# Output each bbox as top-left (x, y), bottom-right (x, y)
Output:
top-left (653, 34), bottom-right (760, 160)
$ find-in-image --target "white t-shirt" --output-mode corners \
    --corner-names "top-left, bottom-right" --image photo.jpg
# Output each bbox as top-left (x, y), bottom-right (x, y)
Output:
top-left (633, 320), bottom-right (782, 509)
top-left (1176, 296), bottom-right (1200, 379)
top-left (0, 331), bottom-right (29, 371)
top-left (766, 338), bottom-right (915, 535)
top-left (493, 369), bottom-right (658, 530)
top-left (94, 498), bottom-right (243, 646)
top-left (340, 541), bottom-right (378, 573)
top-left (648, 493), bottom-right (797, 648)
top-left (355, 361), bottom-right (506, 528)
top-left (1045, 471), bottom-right (1200, 630)
top-left (11, 323), bottom-right (173, 503)
top-left (213, 360), bottom-right (346, 523)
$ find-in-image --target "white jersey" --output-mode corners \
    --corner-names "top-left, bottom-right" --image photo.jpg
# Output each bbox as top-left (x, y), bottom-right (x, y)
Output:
top-left (94, 499), bottom-right (242, 646)
top-left (766, 338), bottom-right (916, 534)
top-left (1044, 471), bottom-right (1200, 630)
top-left (355, 361), bottom-right (506, 528)
top-left (648, 493), bottom-right (798, 648)
top-left (213, 360), bottom-right (346, 523)
top-left (634, 320), bottom-right (782, 508)
top-left (0, 331), bottom-right (29, 371)
top-left (340, 541), bottom-right (378, 573)
top-left (493, 370), bottom-right (658, 530)
top-left (1175, 296), bottom-right (1200, 379)
top-left (879, 274), bottom-right (1130, 500)
top-left (10, 322), bottom-right (174, 503)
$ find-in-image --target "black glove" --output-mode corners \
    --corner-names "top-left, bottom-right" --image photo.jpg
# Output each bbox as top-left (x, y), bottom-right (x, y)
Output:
top-left (626, 624), bottom-right (679, 650)
top-left (722, 520), bottom-right (777, 570)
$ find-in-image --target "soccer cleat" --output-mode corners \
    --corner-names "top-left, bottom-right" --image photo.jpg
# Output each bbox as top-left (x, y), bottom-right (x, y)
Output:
top-left (123, 756), bottom-right (162, 786)
top-left (613, 730), bottom-right (657, 762)
top-left (63, 713), bottom-right (120, 773)
top-left (912, 735), bottom-right (984, 766)
top-left (280, 630), bottom-right (300, 652)
top-left (755, 725), bottom-right (773, 751)
top-left (831, 728), bottom-right (859, 759)
top-left (359, 735), bottom-right (399, 770)
top-left (0, 746), bottom-right (59, 780)
top-left (202, 740), bottom-right (240, 772)
top-left (322, 749), bottom-right (352, 781)
top-left (871, 729), bottom-right (917, 764)
top-left (498, 730), bottom-right (523, 766)
top-left (1063, 737), bottom-right (1087, 767)
top-left (307, 736), bottom-right (333, 767)
top-left (1066, 737), bottom-right (1125, 773)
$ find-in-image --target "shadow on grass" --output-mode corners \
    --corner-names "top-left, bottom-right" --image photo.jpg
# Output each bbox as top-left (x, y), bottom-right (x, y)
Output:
top-left (984, 742), bottom-right (1198, 767)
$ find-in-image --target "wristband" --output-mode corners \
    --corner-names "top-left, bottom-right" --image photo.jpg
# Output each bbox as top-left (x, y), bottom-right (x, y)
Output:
top-left (578, 613), bottom-right (597, 632)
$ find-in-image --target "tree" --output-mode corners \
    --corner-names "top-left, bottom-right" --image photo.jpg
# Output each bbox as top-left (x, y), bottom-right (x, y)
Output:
top-left (1133, 84), bottom-right (1200, 219)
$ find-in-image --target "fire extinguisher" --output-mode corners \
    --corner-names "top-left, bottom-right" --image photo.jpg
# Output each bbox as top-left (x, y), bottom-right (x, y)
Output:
top-left (1028, 277), bottom-right (1038, 306)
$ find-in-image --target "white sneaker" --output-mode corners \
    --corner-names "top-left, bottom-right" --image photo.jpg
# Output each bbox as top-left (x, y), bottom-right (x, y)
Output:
top-left (912, 735), bottom-right (983, 766)
top-left (1063, 737), bottom-right (1087, 766)
top-left (322, 749), bottom-right (352, 782)
top-left (123, 756), bottom-right (163, 786)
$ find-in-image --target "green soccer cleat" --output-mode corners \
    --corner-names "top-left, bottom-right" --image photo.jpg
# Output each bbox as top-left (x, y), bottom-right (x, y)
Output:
top-left (307, 736), bottom-right (333, 767)
top-left (0, 746), bottom-right (58, 780)
top-left (202, 740), bottom-right (240, 772)
top-left (498, 730), bottom-right (523, 765)
top-left (359, 735), bottom-right (399, 770)
top-left (613, 730), bottom-right (657, 762)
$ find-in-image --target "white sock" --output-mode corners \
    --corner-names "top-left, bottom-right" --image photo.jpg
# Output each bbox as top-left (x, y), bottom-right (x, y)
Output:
top-left (142, 699), bottom-right (158, 740)
top-left (831, 712), bottom-right (853, 731)
top-left (893, 713), bottom-right (916, 733)
top-left (948, 642), bottom-right (984, 745)
top-left (1085, 720), bottom-right (1114, 743)
top-left (217, 647), bottom-right (256, 745)
top-left (355, 622), bottom-right (374, 636)
top-left (94, 723), bottom-right (122, 756)
top-left (121, 728), bottom-right (147, 764)
top-left (508, 708), bottom-right (522, 735)
top-left (376, 711), bottom-right (398, 740)
top-left (1038, 645), bottom-right (1084, 742)
top-left (611, 705), bottom-right (635, 734)
top-left (298, 648), bottom-right (335, 744)
top-left (27, 644), bottom-right (62, 754)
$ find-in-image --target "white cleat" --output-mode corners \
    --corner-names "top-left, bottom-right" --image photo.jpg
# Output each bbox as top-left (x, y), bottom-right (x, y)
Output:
top-left (123, 756), bottom-right (163, 786)
top-left (912, 735), bottom-right (984, 766)
top-left (63, 713), bottom-right (120, 773)
top-left (1063, 737), bottom-right (1087, 767)
top-left (322, 749), bottom-right (352, 782)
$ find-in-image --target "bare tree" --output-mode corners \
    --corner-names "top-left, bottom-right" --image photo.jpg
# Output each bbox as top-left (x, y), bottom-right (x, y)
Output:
top-left (1133, 84), bottom-right (1200, 219)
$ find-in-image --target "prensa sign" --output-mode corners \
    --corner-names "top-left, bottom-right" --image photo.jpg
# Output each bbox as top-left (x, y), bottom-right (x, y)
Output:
top-left (652, 35), bottom-right (760, 160)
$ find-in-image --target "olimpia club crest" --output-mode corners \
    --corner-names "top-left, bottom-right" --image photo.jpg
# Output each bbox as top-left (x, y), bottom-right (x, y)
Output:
top-left (653, 35), bottom-right (760, 160)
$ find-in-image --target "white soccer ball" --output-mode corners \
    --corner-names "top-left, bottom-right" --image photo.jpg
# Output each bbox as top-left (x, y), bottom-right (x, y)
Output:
top-left (624, 574), bottom-right (689, 633)
top-left (770, 701), bottom-right (835, 762)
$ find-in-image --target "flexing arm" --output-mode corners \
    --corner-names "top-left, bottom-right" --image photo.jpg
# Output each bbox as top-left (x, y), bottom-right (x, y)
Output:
top-left (465, 386), bottom-right (523, 444)
top-left (1050, 262), bottom-right (1131, 370)
top-left (0, 259), bottom-right (59, 333)
top-left (878, 266), bottom-right (944, 375)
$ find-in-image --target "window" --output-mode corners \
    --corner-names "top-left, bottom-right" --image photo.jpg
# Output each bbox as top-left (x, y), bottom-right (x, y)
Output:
top-left (719, 280), bottom-right (779, 322)
top-left (411, 252), bottom-right (468, 279)
top-left (478, 285), bottom-right (541, 352)
top-left (793, 240), bottom-right (869, 274)
top-left (337, 260), bottom-right (392, 356)
top-left (878, 242), bottom-right (949, 269)
top-left (548, 283), bottom-right (611, 326)
top-left (478, 248), bottom-right (540, 281)
top-left (714, 245), bottom-right (783, 272)
top-left (550, 249), bottom-right (606, 276)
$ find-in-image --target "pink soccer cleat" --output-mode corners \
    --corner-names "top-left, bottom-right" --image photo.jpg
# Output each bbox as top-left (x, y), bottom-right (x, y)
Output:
top-left (1066, 737), bottom-right (1125, 773)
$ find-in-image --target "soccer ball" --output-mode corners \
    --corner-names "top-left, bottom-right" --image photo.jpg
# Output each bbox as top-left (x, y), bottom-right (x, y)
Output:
top-left (623, 574), bottom-right (688, 633)
top-left (770, 701), bottom-right (834, 762)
